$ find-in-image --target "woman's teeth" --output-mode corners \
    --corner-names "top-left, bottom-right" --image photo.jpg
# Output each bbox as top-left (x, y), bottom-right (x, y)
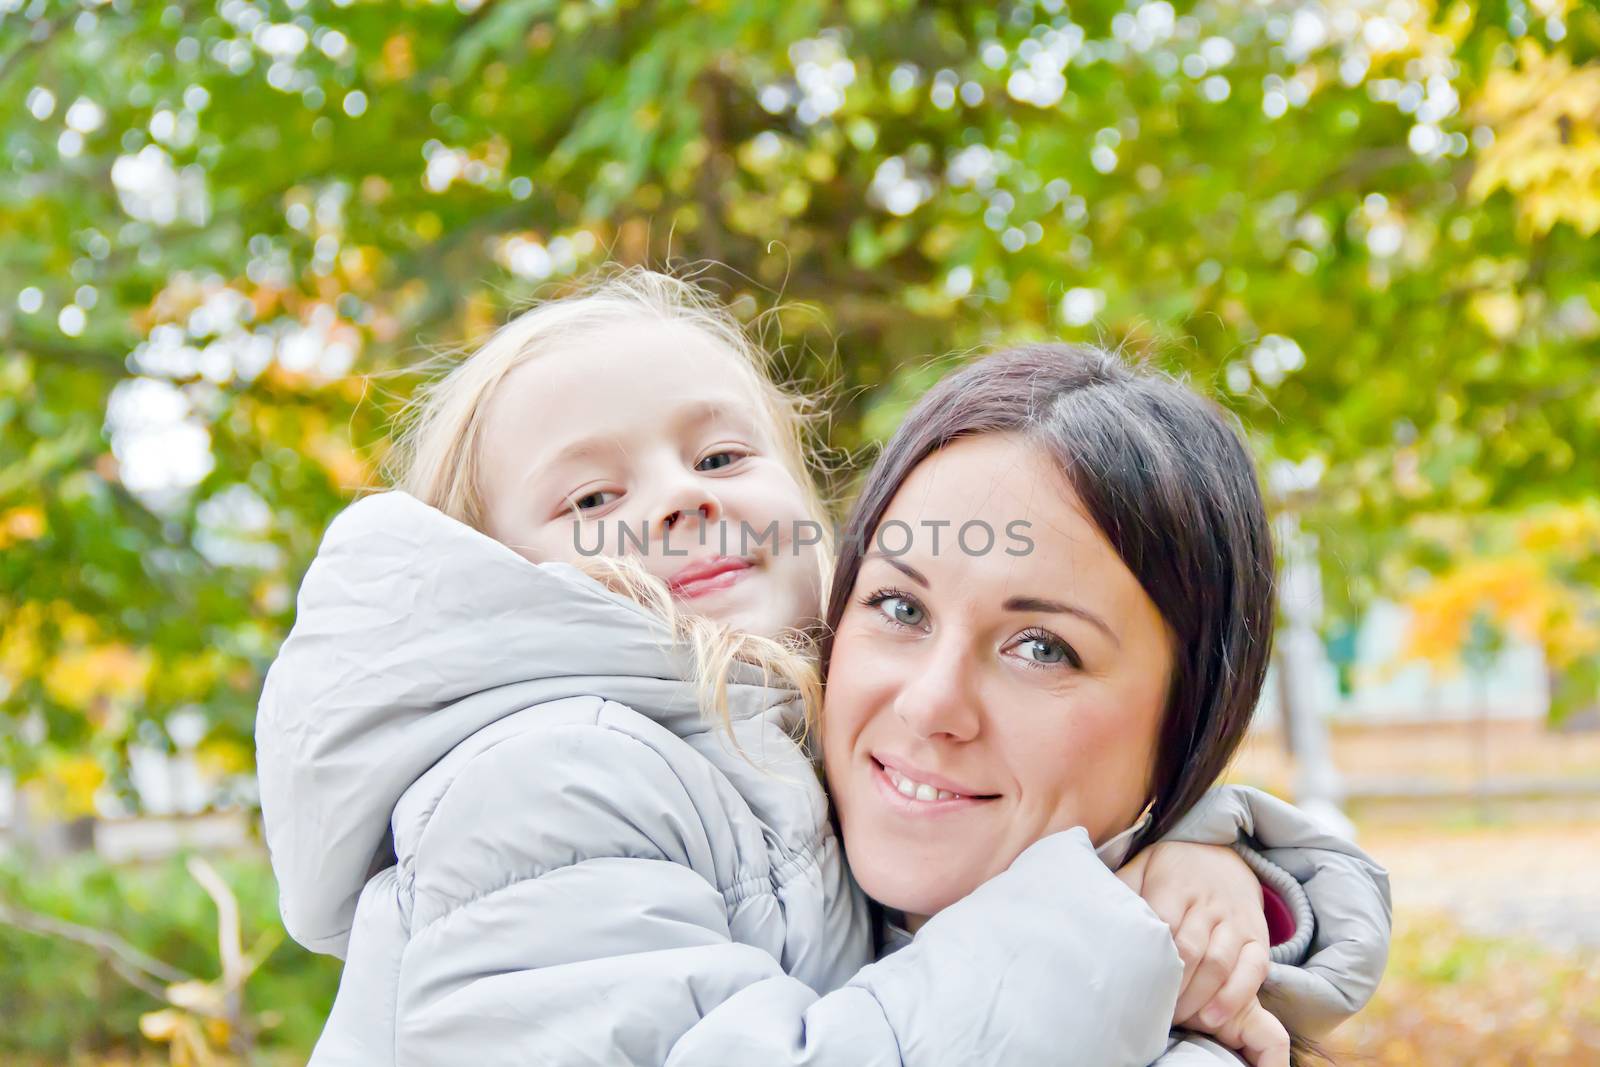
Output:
top-left (886, 766), bottom-right (962, 802)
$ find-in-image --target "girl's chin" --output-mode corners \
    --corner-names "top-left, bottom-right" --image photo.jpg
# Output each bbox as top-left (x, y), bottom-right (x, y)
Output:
top-left (697, 584), bottom-right (813, 641)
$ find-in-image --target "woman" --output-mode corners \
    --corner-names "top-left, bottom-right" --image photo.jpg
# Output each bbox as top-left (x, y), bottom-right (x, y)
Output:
top-left (820, 344), bottom-right (1388, 1059)
top-left (260, 336), bottom-right (1388, 1065)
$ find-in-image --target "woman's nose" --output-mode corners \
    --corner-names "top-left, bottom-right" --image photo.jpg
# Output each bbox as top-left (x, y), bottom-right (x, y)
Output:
top-left (891, 636), bottom-right (981, 743)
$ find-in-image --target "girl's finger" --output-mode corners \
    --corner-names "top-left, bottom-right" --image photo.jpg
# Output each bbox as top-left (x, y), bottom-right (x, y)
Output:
top-left (1168, 908), bottom-right (1218, 1002)
top-left (1195, 938), bottom-right (1270, 1031)
top-left (1138, 871), bottom-right (1197, 940)
top-left (1223, 1000), bottom-right (1290, 1067)
top-left (1174, 918), bottom-right (1239, 1023)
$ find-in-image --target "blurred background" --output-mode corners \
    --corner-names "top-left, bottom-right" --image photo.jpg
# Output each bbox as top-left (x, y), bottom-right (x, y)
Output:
top-left (2, 0), bottom-right (1598, 1062)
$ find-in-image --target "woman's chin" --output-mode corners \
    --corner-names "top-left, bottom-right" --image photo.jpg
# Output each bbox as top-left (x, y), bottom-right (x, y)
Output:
top-left (854, 860), bottom-right (971, 923)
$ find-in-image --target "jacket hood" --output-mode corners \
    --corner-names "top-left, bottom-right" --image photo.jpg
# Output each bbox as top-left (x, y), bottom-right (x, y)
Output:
top-left (256, 491), bottom-right (800, 956)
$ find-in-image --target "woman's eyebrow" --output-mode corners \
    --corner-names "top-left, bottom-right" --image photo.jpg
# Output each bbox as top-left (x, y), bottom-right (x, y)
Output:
top-left (1003, 596), bottom-right (1120, 646)
top-left (866, 553), bottom-right (928, 587)
top-left (869, 551), bottom-right (1121, 646)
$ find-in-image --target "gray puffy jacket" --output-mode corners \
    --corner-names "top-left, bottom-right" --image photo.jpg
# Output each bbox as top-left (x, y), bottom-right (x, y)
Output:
top-left (256, 493), bottom-right (1390, 1066)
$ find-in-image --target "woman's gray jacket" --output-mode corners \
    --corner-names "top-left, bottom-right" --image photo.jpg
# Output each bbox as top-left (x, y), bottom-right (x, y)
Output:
top-left (256, 493), bottom-right (1391, 1066)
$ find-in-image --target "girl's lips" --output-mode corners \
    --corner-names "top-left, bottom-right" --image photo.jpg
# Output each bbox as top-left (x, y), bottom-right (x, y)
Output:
top-left (869, 757), bottom-right (998, 815)
top-left (667, 556), bottom-right (754, 598)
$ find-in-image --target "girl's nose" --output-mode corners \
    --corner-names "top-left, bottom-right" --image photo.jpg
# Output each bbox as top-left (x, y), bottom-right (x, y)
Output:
top-left (656, 480), bottom-right (722, 537)
top-left (661, 502), bottom-right (715, 531)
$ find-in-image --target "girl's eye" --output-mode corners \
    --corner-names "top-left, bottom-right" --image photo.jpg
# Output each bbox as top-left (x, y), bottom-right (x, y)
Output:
top-left (695, 450), bottom-right (743, 472)
top-left (1009, 629), bottom-right (1081, 669)
top-left (860, 590), bottom-right (927, 629)
top-left (573, 489), bottom-right (619, 511)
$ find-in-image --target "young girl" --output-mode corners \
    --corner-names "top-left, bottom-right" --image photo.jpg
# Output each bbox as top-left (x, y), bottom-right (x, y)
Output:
top-left (256, 270), bottom-right (1387, 1066)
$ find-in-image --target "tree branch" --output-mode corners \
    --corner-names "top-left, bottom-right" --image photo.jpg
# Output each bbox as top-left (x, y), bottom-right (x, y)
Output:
top-left (1306, 145), bottom-right (1416, 202)
top-left (2, 328), bottom-right (133, 377)
top-left (0, 894), bottom-right (198, 994)
top-left (187, 856), bottom-right (247, 1050)
top-left (0, 17), bottom-right (62, 88)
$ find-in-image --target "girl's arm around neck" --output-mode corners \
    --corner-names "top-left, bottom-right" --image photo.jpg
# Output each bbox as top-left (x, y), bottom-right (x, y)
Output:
top-left (391, 719), bottom-right (1183, 1066)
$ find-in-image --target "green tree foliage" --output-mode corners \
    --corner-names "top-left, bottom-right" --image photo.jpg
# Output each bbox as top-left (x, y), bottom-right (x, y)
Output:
top-left (0, 852), bottom-right (339, 1060)
top-left (2, 0), bottom-right (1597, 798)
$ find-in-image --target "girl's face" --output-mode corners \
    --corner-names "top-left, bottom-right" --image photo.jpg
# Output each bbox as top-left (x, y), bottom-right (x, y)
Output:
top-left (477, 318), bottom-right (823, 639)
top-left (821, 433), bottom-right (1173, 921)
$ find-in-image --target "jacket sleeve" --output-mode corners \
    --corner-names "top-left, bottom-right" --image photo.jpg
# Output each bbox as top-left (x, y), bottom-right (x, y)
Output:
top-left (1158, 784), bottom-right (1393, 1040)
top-left (1150, 1033), bottom-right (1247, 1064)
top-left (394, 722), bottom-right (1184, 1067)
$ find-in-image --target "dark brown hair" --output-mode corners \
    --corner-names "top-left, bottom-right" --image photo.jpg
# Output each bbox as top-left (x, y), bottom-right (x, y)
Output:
top-left (820, 343), bottom-right (1276, 854)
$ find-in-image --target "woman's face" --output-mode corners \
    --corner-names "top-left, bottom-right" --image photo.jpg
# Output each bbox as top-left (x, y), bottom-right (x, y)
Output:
top-left (822, 432), bottom-right (1174, 921)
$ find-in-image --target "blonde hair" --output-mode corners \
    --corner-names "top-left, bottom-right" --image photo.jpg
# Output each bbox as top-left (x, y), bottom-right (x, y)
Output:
top-left (385, 267), bottom-right (830, 742)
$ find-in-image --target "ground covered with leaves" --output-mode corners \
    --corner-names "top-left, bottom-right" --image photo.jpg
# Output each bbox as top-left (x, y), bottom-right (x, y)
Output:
top-left (6, 814), bottom-right (1599, 1065)
top-left (1329, 914), bottom-right (1600, 1066)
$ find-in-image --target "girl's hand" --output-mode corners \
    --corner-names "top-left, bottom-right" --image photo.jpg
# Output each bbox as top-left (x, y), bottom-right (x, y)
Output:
top-left (1117, 841), bottom-right (1283, 1065)
top-left (1205, 997), bottom-right (1291, 1067)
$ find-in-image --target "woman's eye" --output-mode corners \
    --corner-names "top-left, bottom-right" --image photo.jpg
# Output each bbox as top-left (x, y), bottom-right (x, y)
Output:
top-left (1011, 630), bottom-right (1079, 668)
top-left (695, 450), bottom-right (742, 472)
top-left (1020, 638), bottom-right (1067, 663)
top-left (876, 595), bottom-right (925, 628)
top-left (573, 490), bottom-right (619, 511)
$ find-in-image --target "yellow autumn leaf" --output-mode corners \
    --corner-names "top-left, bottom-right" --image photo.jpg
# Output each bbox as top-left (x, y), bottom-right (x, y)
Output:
top-left (1516, 502), bottom-right (1600, 556)
top-left (1469, 291), bottom-right (1522, 340)
top-left (1469, 44), bottom-right (1600, 237)
top-left (137, 271), bottom-right (221, 333)
top-left (296, 409), bottom-right (373, 488)
top-left (380, 32), bottom-right (415, 81)
top-left (30, 753), bottom-right (106, 818)
top-left (1543, 607), bottom-right (1600, 667)
top-left (462, 289), bottom-right (499, 342)
top-left (309, 432), bottom-right (371, 488)
top-left (165, 649), bottom-right (225, 699)
top-left (203, 1016), bottom-right (232, 1049)
top-left (0, 600), bottom-right (44, 683)
top-left (1, 599), bottom-right (105, 688)
top-left (166, 979), bottom-right (225, 1016)
top-left (195, 737), bottom-right (254, 777)
top-left (140, 1008), bottom-right (183, 1042)
top-left (42, 642), bottom-right (153, 711)
top-left (1404, 552), bottom-right (1596, 671)
top-left (57, 603), bottom-right (97, 643)
top-left (0, 504), bottom-right (45, 548)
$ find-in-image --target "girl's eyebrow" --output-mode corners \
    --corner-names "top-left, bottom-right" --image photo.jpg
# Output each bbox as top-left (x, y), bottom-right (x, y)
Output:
top-left (665, 397), bottom-right (761, 437)
top-left (551, 439), bottom-right (611, 467)
top-left (523, 397), bottom-right (760, 490)
top-left (521, 439), bottom-right (614, 488)
top-left (865, 552), bottom-right (1118, 646)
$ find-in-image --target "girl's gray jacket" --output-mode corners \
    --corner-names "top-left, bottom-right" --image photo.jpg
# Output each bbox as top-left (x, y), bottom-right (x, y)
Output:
top-left (256, 493), bottom-right (1391, 1066)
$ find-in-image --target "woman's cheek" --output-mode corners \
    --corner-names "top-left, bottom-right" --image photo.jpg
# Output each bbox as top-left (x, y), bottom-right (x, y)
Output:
top-left (1056, 700), bottom-right (1155, 843)
top-left (820, 626), bottom-right (886, 780)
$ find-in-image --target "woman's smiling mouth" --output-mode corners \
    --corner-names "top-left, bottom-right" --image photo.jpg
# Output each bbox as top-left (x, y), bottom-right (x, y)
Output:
top-left (870, 755), bottom-right (1000, 811)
